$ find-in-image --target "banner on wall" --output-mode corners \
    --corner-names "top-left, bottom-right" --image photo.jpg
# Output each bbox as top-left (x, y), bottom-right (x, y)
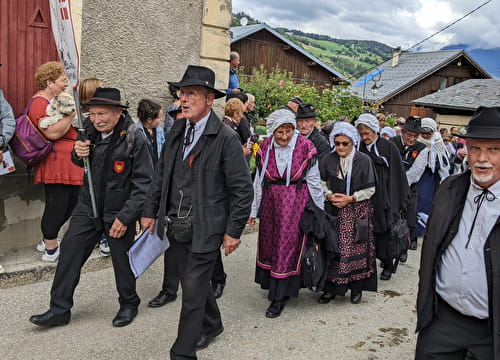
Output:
top-left (49, 0), bottom-right (80, 87)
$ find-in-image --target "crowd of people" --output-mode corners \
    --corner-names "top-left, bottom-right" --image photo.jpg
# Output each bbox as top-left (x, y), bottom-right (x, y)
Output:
top-left (0, 57), bottom-right (498, 359)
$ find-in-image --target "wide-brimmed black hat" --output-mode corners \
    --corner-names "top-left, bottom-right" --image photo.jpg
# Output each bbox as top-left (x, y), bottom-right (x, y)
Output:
top-left (458, 106), bottom-right (500, 139)
top-left (402, 116), bottom-right (424, 133)
top-left (168, 65), bottom-right (226, 99)
top-left (296, 103), bottom-right (319, 119)
top-left (83, 88), bottom-right (129, 108)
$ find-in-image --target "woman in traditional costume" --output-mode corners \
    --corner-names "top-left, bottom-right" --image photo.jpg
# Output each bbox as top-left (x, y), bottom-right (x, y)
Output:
top-left (248, 109), bottom-right (324, 318)
top-left (318, 122), bottom-right (377, 305)
top-left (414, 117), bottom-right (450, 238)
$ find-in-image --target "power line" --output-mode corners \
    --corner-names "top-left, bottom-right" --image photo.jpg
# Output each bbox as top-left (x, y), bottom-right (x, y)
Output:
top-left (406, 0), bottom-right (493, 51)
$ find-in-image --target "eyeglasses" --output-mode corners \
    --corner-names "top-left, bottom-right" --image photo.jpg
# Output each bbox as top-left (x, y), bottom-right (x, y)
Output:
top-left (177, 89), bottom-right (205, 100)
top-left (334, 141), bottom-right (351, 147)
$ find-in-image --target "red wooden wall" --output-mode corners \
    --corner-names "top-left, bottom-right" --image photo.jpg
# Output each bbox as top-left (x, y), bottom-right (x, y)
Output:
top-left (0, 0), bottom-right (58, 116)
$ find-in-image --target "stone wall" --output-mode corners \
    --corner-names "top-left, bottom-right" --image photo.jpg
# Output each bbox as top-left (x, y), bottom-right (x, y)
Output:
top-left (0, 0), bottom-right (232, 257)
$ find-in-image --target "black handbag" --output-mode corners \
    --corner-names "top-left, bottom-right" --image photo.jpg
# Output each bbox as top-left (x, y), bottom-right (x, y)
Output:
top-left (389, 217), bottom-right (410, 259)
top-left (302, 236), bottom-right (327, 292)
top-left (167, 216), bottom-right (193, 243)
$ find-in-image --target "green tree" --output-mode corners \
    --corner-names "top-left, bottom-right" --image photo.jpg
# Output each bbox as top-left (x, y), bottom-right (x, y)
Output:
top-left (240, 65), bottom-right (371, 122)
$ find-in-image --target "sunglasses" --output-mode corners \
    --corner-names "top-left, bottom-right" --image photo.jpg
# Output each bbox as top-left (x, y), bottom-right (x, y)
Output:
top-left (334, 141), bottom-right (351, 147)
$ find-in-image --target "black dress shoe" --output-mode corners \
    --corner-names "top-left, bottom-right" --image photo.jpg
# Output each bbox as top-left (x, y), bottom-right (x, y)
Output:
top-left (29, 310), bottom-right (70, 328)
top-left (409, 239), bottom-right (418, 250)
top-left (112, 308), bottom-right (138, 327)
top-left (350, 292), bottom-right (362, 304)
top-left (380, 268), bottom-right (392, 281)
top-left (196, 326), bottom-right (224, 349)
top-left (265, 300), bottom-right (285, 318)
top-left (148, 292), bottom-right (177, 307)
top-left (399, 252), bottom-right (408, 263)
top-left (213, 283), bottom-right (225, 299)
top-left (317, 292), bottom-right (335, 304)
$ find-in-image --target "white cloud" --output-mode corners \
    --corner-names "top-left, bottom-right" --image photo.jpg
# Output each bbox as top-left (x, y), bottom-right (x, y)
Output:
top-left (232, 0), bottom-right (500, 50)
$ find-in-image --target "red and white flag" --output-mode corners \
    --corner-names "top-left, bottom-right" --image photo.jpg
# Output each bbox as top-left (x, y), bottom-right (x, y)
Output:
top-left (49, 0), bottom-right (80, 87)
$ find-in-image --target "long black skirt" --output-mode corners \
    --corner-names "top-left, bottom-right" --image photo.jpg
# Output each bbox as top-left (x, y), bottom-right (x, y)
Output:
top-left (255, 266), bottom-right (302, 301)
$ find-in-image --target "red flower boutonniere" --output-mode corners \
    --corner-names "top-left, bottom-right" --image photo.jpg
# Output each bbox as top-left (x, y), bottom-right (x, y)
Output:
top-left (189, 154), bottom-right (195, 168)
top-left (411, 150), bottom-right (419, 159)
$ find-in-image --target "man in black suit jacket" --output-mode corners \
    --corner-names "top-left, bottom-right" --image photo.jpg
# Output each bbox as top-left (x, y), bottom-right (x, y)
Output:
top-left (389, 116), bottom-right (426, 251)
top-left (141, 66), bottom-right (253, 360)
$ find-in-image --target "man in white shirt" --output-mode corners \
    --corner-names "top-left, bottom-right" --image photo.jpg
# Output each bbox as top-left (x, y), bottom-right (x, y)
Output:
top-left (415, 106), bottom-right (500, 360)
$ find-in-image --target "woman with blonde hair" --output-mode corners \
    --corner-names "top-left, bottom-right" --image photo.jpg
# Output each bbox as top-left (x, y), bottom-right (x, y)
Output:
top-left (32, 61), bottom-right (83, 262)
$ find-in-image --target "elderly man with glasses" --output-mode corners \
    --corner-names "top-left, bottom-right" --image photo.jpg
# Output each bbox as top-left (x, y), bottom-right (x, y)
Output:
top-left (141, 65), bottom-right (253, 360)
top-left (389, 116), bottom-right (428, 252)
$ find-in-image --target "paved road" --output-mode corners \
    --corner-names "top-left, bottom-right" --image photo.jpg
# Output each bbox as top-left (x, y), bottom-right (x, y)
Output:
top-left (0, 231), bottom-right (420, 360)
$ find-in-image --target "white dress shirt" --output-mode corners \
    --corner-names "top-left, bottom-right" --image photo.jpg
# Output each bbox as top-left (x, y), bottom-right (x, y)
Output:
top-left (436, 178), bottom-right (500, 319)
top-left (182, 112), bottom-right (210, 160)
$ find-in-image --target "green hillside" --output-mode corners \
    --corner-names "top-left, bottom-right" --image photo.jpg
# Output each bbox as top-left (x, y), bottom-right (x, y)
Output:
top-left (232, 13), bottom-right (394, 80)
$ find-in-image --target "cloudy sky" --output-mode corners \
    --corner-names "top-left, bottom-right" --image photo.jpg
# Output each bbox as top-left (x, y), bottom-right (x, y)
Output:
top-left (232, 0), bottom-right (500, 51)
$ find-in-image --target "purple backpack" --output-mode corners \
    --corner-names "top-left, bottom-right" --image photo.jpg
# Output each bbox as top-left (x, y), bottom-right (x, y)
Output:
top-left (10, 97), bottom-right (54, 167)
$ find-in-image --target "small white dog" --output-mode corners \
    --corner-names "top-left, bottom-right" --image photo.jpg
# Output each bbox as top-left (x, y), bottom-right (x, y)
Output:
top-left (40, 92), bottom-right (76, 129)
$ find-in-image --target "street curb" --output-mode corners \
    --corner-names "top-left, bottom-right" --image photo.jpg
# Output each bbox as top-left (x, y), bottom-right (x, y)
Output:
top-left (0, 224), bottom-right (259, 289)
top-left (0, 253), bottom-right (112, 289)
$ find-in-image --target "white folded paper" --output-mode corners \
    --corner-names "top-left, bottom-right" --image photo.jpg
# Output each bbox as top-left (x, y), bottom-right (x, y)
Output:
top-left (128, 220), bottom-right (170, 278)
top-left (0, 150), bottom-right (15, 175)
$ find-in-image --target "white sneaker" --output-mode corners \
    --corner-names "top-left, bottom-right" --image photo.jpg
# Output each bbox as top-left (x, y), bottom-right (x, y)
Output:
top-left (99, 235), bottom-right (111, 257)
top-left (36, 239), bottom-right (61, 252)
top-left (36, 239), bottom-right (45, 252)
top-left (42, 247), bottom-right (60, 262)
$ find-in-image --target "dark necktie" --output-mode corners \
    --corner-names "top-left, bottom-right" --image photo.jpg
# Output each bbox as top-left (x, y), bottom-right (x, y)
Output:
top-left (465, 188), bottom-right (496, 248)
top-left (183, 122), bottom-right (195, 154)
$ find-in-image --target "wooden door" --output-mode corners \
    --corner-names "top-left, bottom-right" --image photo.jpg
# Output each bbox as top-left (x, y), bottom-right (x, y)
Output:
top-left (0, 0), bottom-right (58, 115)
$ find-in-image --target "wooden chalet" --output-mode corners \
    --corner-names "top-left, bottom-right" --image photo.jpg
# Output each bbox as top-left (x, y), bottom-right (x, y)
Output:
top-left (350, 48), bottom-right (491, 118)
top-left (411, 79), bottom-right (500, 127)
top-left (230, 24), bottom-right (344, 88)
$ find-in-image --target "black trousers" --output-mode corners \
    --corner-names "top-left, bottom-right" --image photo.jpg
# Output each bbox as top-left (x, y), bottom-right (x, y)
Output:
top-left (160, 247), bottom-right (180, 296)
top-left (211, 250), bottom-right (226, 285)
top-left (169, 237), bottom-right (222, 360)
top-left (49, 203), bottom-right (139, 315)
top-left (407, 185), bottom-right (418, 239)
top-left (375, 230), bottom-right (394, 270)
top-left (41, 183), bottom-right (80, 240)
top-left (415, 296), bottom-right (493, 360)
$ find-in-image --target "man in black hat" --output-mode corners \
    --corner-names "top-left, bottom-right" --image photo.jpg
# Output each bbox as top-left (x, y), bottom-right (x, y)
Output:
top-left (30, 88), bottom-right (154, 328)
top-left (141, 65), bottom-right (253, 359)
top-left (389, 116), bottom-right (428, 251)
top-left (296, 102), bottom-right (330, 159)
top-left (415, 106), bottom-right (500, 359)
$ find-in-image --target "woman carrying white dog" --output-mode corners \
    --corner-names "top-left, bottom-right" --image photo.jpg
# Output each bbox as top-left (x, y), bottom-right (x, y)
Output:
top-left (30, 61), bottom-right (83, 262)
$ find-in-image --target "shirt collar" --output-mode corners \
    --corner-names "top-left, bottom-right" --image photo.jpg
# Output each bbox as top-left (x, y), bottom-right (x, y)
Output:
top-left (186, 111), bottom-right (210, 130)
top-left (471, 176), bottom-right (500, 198)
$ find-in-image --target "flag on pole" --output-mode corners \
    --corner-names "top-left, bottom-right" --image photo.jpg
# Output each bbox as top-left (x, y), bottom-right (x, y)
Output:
top-left (49, 0), bottom-right (80, 87)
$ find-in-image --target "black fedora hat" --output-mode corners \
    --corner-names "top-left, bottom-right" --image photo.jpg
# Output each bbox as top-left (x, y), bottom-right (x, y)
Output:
top-left (83, 88), bottom-right (129, 108)
top-left (458, 106), bottom-right (500, 139)
top-left (296, 103), bottom-right (319, 119)
top-left (168, 65), bottom-right (226, 99)
top-left (402, 116), bottom-right (424, 133)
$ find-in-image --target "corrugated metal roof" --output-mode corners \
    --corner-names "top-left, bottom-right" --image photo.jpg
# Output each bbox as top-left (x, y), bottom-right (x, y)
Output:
top-left (350, 50), bottom-right (491, 103)
top-left (412, 79), bottom-right (500, 111)
top-left (230, 24), bottom-right (344, 79)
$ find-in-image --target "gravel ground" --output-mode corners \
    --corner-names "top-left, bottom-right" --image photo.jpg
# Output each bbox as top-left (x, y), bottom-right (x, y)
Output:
top-left (0, 230), bottom-right (420, 360)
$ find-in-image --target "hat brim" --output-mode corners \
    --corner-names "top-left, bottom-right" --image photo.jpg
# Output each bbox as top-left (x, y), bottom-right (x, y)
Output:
top-left (296, 113), bottom-right (319, 119)
top-left (402, 124), bottom-right (425, 133)
top-left (457, 127), bottom-right (500, 139)
top-left (83, 100), bottom-right (129, 108)
top-left (168, 80), bottom-right (226, 99)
